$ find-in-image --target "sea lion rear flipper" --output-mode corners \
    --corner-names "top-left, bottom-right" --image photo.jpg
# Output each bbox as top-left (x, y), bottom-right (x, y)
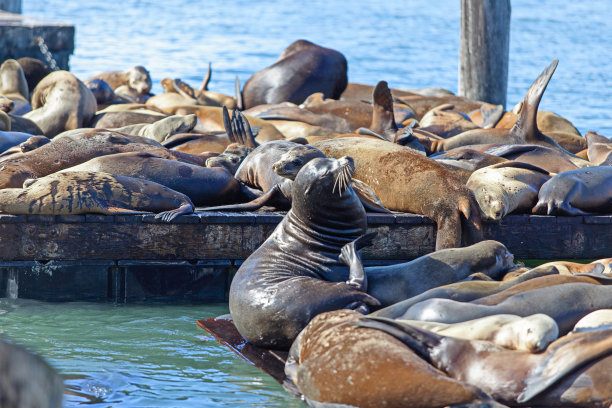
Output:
top-left (199, 184), bottom-right (283, 212)
top-left (339, 232), bottom-right (377, 291)
top-left (480, 104), bottom-right (504, 129)
top-left (370, 80), bottom-right (398, 139)
top-left (226, 108), bottom-right (258, 148)
top-left (351, 178), bottom-right (391, 213)
top-left (510, 59), bottom-right (558, 141)
top-left (459, 195), bottom-right (483, 247)
top-left (356, 127), bottom-right (388, 141)
top-left (487, 160), bottom-right (551, 176)
top-left (519, 328), bottom-right (612, 403)
top-left (200, 62), bottom-right (212, 92)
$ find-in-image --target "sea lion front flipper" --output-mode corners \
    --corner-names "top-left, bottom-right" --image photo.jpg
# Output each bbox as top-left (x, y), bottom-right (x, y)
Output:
top-left (519, 328), bottom-right (612, 403)
top-left (480, 104), bottom-right (504, 129)
top-left (370, 80), bottom-right (398, 138)
top-left (229, 108), bottom-right (258, 148)
top-left (199, 184), bottom-right (284, 212)
top-left (351, 178), bottom-right (391, 213)
top-left (153, 203), bottom-right (194, 222)
top-left (339, 231), bottom-right (377, 291)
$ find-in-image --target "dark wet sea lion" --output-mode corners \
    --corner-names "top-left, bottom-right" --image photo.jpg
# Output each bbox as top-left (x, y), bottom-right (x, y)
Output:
top-left (242, 39), bottom-right (348, 108)
top-left (17, 57), bottom-right (52, 95)
top-left (60, 152), bottom-right (249, 206)
top-left (23, 70), bottom-right (97, 137)
top-left (286, 309), bottom-right (498, 408)
top-left (533, 166), bottom-right (612, 215)
top-left (484, 143), bottom-right (589, 172)
top-left (0, 171), bottom-right (194, 221)
top-left (312, 137), bottom-right (482, 250)
top-left (356, 316), bottom-right (612, 406)
top-left (229, 156), bottom-right (380, 349)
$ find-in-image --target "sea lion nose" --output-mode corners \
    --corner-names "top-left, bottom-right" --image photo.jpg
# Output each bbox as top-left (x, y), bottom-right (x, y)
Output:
top-left (272, 162), bottom-right (281, 172)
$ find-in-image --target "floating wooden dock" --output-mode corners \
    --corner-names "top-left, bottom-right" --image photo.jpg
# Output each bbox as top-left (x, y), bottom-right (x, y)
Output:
top-left (1, 211), bottom-right (611, 302)
top-left (0, 10), bottom-right (74, 70)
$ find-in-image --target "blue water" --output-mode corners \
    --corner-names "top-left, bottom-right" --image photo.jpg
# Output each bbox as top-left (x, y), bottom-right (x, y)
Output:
top-left (4, 1), bottom-right (612, 407)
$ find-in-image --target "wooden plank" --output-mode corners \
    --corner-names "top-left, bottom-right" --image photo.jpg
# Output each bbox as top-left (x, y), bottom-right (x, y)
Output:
top-left (458, 0), bottom-right (511, 107)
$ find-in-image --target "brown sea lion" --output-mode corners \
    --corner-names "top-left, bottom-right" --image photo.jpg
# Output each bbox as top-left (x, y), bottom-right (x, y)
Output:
top-left (356, 315), bottom-right (612, 406)
top-left (312, 137), bottom-right (482, 250)
top-left (86, 65), bottom-right (152, 95)
top-left (466, 161), bottom-right (551, 220)
top-left (426, 60), bottom-right (570, 154)
top-left (339, 82), bottom-right (418, 102)
top-left (60, 152), bottom-right (249, 206)
top-left (229, 157), bottom-right (381, 348)
top-left (533, 166), bottom-right (612, 215)
top-left (0, 129), bottom-right (207, 189)
top-left (286, 309), bottom-right (499, 408)
top-left (241, 39), bottom-right (348, 108)
top-left (418, 103), bottom-right (480, 138)
top-left (0, 171), bottom-right (193, 221)
top-left (23, 70), bottom-right (97, 137)
top-left (0, 59), bottom-right (31, 115)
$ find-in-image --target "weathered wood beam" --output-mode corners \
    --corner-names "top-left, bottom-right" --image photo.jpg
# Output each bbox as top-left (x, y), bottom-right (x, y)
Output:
top-left (458, 0), bottom-right (511, 108)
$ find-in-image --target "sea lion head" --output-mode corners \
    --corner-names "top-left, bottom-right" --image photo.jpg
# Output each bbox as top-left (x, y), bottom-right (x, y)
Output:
top-left (128, 66), bottom-right (152, 95)
top-left (472, 186), bottom-right (508, 221)
top-left (291, 156), bottom-right (366, 234)
top-left (495, 314), bottom-right (559, 352)
top-left (0, 162), bottom-right (35, 189)
top-left (273, 145), bottom-right (325, 180)
top-left (86, 78), bottom-right (115, 104)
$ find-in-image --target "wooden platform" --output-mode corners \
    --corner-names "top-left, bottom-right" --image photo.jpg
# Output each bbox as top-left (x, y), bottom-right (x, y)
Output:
top-left (1, 210), bottom-right (611, 302)
top-left (0, 10), bottom-right (74, 70)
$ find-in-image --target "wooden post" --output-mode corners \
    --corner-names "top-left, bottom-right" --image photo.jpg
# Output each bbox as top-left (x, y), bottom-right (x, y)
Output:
top-left (459, 0), bottom-right (511, 108)
top-left (0, 0), bottom-right (21, 13)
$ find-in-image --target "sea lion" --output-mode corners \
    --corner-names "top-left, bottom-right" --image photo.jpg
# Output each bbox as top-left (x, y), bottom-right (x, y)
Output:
top-left (60, 152), bottom-right (249, 206)
top-left (86, 65), bottom-right (152, 95)
top-left (91, 110), bottom-right (166, 129)
top-left (0, 129), bottom-right (207, 189)
top-left (466, 161), bottom-right (551, 220)
top-left (363, 240), bottom-right (515, 306)
top-left (0, 59), bottom-right (31, 115)
top-left (111, 114), bottom-right (198, 143)
top-left (339, 82), bottom-right (417, 102)
top-left (312, 136), bottom-right (482, 250)
top-left (431, 148), bottom-right (508, 184)
top-left (17, 57), bottom-right (52, 95)
top-left (205, 143), bottom-right (253, 174)
top-left (242, 39), bottom-right (348, 108)
top-left (355, 315), bottom-right (612, 406)
top-left (0, 171), bottom-right (194, 221)
top-left (401, 281), bottom-right (612, 334)
top-left (0, 130), bottom-right (36, 154)
top-left (286, 309), bottom-right (499, 408)
top-left (86, 78), bottom-right (120, 106)
top-left (572, 309), bottom-right (612, 333)
top-left (0, 337), bottom-right (64, 408)
top-left (229, 156), bottom-right (380, 349)
top-left (532, 166), bottom-right (612, 215)
top-left (425, 60), bottom-right (570, 154)
top-left (418, 103), bottom-right (480, 138)
top-left (484, 143), bottom-right (589, 172)
top-left (23, 70), bottom-right (97, 137)
top-left (397, 313), bottom-right (559, 352)
top-left (586, 131), bottom-right (612, 165)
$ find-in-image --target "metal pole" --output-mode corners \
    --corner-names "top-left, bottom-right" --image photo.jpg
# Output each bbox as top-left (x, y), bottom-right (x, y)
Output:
top-left (459, 0), bottom-right (511, 108)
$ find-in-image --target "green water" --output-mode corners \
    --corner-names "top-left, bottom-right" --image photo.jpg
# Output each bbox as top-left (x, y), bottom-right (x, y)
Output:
top-left (0, 299), bottom-right (303, 407)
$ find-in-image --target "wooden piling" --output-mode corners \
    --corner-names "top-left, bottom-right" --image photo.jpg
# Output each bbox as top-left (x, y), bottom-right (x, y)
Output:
top-left (458, 0), bottom-right (511, 108)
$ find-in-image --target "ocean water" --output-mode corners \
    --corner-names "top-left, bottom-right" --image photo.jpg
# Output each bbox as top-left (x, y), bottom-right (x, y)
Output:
top-left (3, 1), bottom-right (612, 407)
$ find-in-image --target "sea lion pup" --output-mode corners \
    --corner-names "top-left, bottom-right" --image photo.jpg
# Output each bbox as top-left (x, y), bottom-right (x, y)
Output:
top-left (85, 65), bottom-right (152, 96)
top-left (0, 129), bottom-right (207, 189)
top-left (60, 152), bottom-right (250, 206)
top-left (417, 103), bottom-right (480, 138)
top-left (0, 337), bottom-right (64, 408)
top-left (285, 310), bottom-right (501, 408)
top-left (0, 59), bottom-right (31, 114)
top-left (355, 316), bottom-right (612, 407)
top-left (312, 136), bottom-right (482, 250)
top-left (23, 70), bottom-right (97, 137)
top-left (229, 156), bottom-right (381, 349)
top-left (241, 39), bottom-right (348, 108)
top-left (466, 161), bottom-right (551, 221)
top-left (532, 166), bottom-right (612, 215)
top-left (586, 130), bottom-right (612, 165)
top-left (0, 171), bottom-right (194, 221)
top-left (425, 59), bottom-right (571, 154)
top-left (359, 240), bottom-right (515, 306)
top-left (397, 314), bottom-right (559, 352)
